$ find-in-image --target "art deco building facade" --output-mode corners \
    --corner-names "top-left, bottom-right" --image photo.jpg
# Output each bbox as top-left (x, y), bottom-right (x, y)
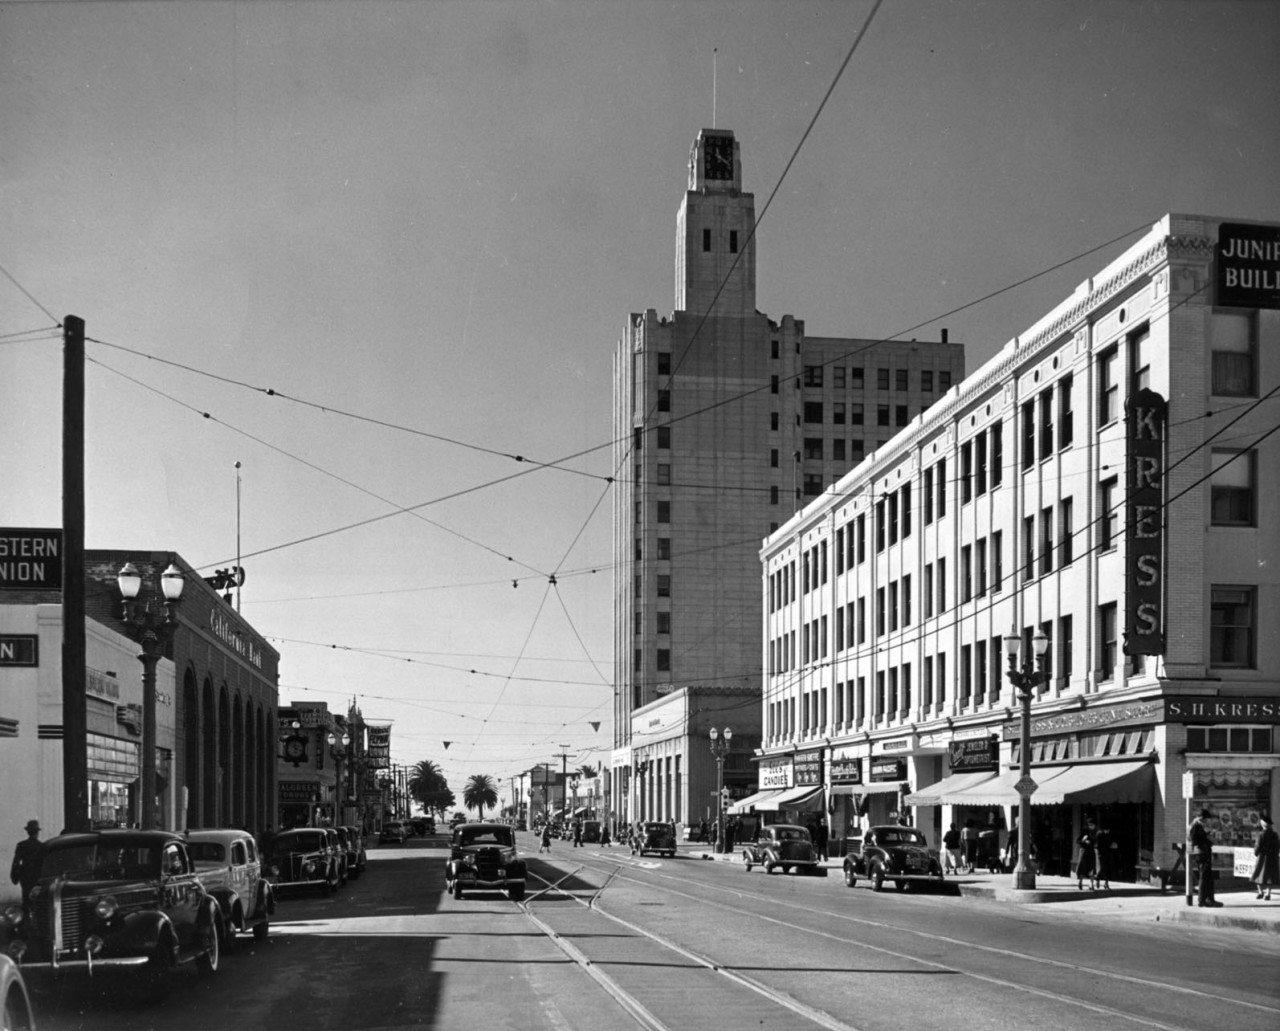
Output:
top-left (611, 129), bottom-right (963, 827)
top-left (759, 214), bottom-right (1280, 882)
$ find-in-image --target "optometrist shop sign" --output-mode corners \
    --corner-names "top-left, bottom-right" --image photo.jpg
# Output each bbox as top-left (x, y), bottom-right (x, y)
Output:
top-left (1217, 222), bottom-right (1280, 309)
top-left (1124, 389), bottom-right (1166, 656)
top-left (0, 528), bottom-right (62, 590)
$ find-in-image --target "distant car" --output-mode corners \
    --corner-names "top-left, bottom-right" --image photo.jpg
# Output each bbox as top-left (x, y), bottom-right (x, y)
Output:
top-left (742, 823), bottom-right (826, 876)
top-left (445, 823), bottom-right (526, 901)
top-left (633, 822), bottom-right (677, 858)
top-left (449, 813), bottom-right (467, 828)
top-left (581, 820), bottom-right (602, 844)
top-left (0, 954), bottom-right (36, 1031)
top-left (843, 825), bottom-right (944, 892)
top-left (0, 829), bottom-right (221, 1001)
top-left (379, 822), bottom-right (407, 845)
top-left (186, 829), bottom-right (275, 949)
top-left (268, 828), bottom-right (341, 895)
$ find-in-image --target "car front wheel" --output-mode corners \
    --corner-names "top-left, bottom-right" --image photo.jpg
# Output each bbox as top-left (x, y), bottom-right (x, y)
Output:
top-left (843, 865), bottom-right (857, 888)
top-left (871, 864), bottom-right (885, 892)
top-left (453, 880), bottom-right (464, 900)
top-left (742, 850), bottom-right (752, 872)
top-left (195, 911), bottom-right (220, 976)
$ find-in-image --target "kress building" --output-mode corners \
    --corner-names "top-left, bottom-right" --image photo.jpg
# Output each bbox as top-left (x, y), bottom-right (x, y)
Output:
top-left (758, 214), bottom-right (1279, 883)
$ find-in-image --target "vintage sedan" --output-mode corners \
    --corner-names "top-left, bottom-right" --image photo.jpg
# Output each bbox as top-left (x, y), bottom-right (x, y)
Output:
top-left (580, 820), bottom-right (602, 844)
top-left (323, 827), bottom-right (349, 886)
top-left (0, 954), bottom-right (36, 1030)
top-left (186, 829), bottom-right (275, 948)
top-left (378, 821), bottom-right (407, 846)
top-left (633, 822), bottom-right (677, 858)
top-left (267, 828), bottom-right (340, 895)
top-left (843, 825), bottom-right (944, 892)
top-left (741, 823), bottom-right (826, 875)
top-left (340, 826), bottom-right (368, 879)
top-left (0, 829), bottom-right (221, 1001)
top-left (445, 823), bottom-right (526, 901)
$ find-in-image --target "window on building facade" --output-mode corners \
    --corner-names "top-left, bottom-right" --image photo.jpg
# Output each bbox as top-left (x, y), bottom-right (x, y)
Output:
top-left (889, 582), bottom-right (899, 631)
top-left (729, 229), bottom-right (739, 253)
top-left (961, 441), bottom-right (973, 503)
top-left (896, 369), bottom-right (908, 391)
top-left (1212, 310), bottom-right (1257, 396)
top-left (1211, 449), bottom-right (1255, 526)
top-left (924, 563), bottom-right (934, 618)
top-left (634, 611), bottom-right (642, 635)
top-left (833, 439), bottom-right (846, 461)
top-left (903, 574), bottom-right (912, 626)
top-left (939, 371), bottom-right (952, 391)
top-left (833, 402), bottom-right (846, 425)
top-left (991, 530), bottom-right (1003, 591)
top-left (1100, 477), bottom-right (1119, 551)
top-left (657, 612), bottom-right (670, 635)
top-left (961, 545), bottom-right (973, 602)
top-left (960, 644), bottom-right (972, 704)
top-left (923, 656), bottom-right (933, 710)
top-left (1058, 374), bottom-right (1074, 449)
top-left (936, 652), bottom-right (947, 707)
top-left (1023, 515), bottom-right (1036, 580)
top-left (1039, 389), bottom-right (1054, 460)
top-left (657, 537), bottom-right (670, 559)
top-left (1059, 497), bottom-right (1073, 565)
top-left (1098, 345), bottom-right (1120, 425)
top-left (1130, 324), bottom-right (1151, 393)
top-left (877, 404), bottom-right (890, 426)
top-left (856, 596), bottom-right (866, 645)
top-left (657, 351), bottom-right (671, 375)
top-left (976, 433), bottom-right (988, 496)
top-left (1211, 586), bottom-right (1256, 668)
top-left (1097, 602), bottom-right (1117, 681)
top-left (877, 368), bottom-right (890, 390)
top-left (924, 466), bottom-right (935, 524)
top-left (922, 370), bottom-right (933, 393)
top-left (876, 587), bottom-right (886, 637)
top-left (834, 366), bottom-right (846, 389)
top-left (804, 365), bottom-right (823, 387)
top-left (875, 499), bottom-right (886, 552)
top-left (851, 403), bottom-right (864, 425)
top-left (804, 437), bottom-right (823, 460)
top-left (976, 538), bottom-right (987, 596)
top-left (937, 457), bottom-right (947, 518)
top-left (771, 375), bottom-right (779, 394)
top-left (990, 421), bottom-right (1004, 487)
top-left (805, 402), bottom-right (824, 423)
top-left (658, 426), bottom-right (671, 448)
top-left (770, 485), bottom-right (779, 505)
top-left (657, 574), bottom-right (671, 597)
top-left (937, 556), bottom-right (947, 613)
top-left (657, 500), bottom-right (670, 522)
top-left (896, 405), bottom-right (909, 426)
top-left (1186, 726), bottom-right (1272, 752)
top-left (974, 638), bottom-right (987, 704)
top-left (901, 483), bottom-right (912, 538)
top-left (657, 649), bottom-right (670, 671)
top-left (851, 367), bottom-right (865, 388)
top-left (702, 228), bottom-right (712, 252)
top-left (1058, 614), bottom-right (1073, 685)
top-left (656, 464), bottom-right (671, 485)
top-left (888, 492), bottom-right (899, 545)
top-left (804, 474), bottom-right (823, 496)
top-left (657, 389), bottom-right (671, 413)
top-left (1022, 400), bottom-right (1035, 470)
top-left (851, 438), bottom-right (864, 461)
top-left (1040, 507), bottom-right (1054, 576)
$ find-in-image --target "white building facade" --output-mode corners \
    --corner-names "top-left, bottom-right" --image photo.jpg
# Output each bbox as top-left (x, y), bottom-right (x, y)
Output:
top-left (760, 214), bottom-right (1280, 882)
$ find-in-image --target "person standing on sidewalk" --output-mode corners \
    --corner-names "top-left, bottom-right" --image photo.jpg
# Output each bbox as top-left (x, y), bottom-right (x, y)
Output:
top-left (1251, 814), bottom-right (1278, 901)
top-left (1076, 818), bottom-right (1100, 890)
top-left (9, 819), bottom-right (42, 913)
top-left (538, 822), bottom-right (552, 854)
top-left (961, 820), bottom-right (979, 873)
top-left (814, 818), bottom-right (829, 862)
top-left (942, 823), bottom-right (961, 874)
top-left (1189, 808), bottom-right (1221, 907)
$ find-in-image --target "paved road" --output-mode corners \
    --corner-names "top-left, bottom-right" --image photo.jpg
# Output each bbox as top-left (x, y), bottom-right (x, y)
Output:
top-left (29, 834), bottom-right (1280, 1031)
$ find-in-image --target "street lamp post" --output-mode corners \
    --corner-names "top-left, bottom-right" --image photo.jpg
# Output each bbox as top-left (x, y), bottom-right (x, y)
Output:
top-left (1003, 630), bottom-right (1051, 890)
top-left (709, 727), bottom-right (733, 854)
top-left (327, 731), bottom-right (350, 824)
top-left (570, 777), bottom-right (580, 821)
top-left (118, 561), bottom-right (184, 831)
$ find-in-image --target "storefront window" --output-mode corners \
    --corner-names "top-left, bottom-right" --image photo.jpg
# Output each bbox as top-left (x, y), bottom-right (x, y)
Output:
top-left (1192, 769), bottom-right (1272, 848)
top-left (1186, 726), bottom-right (1272, 752)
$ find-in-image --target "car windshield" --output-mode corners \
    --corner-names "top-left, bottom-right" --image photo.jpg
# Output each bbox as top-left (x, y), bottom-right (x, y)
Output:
top-left (457, 827), bottom-right (513, 847)
top-left (186, 842), bottom-right (226, 863)
top-left (38, 841), bottom-right (162, 881)
top-left (773, 827), bottom-right (810, 843)
top-left (644, 823), bottom-right (668, 832)
top-left (273, 831), bottom-right (327, 853)
top-left (877, 829), bottom-right (927, 846)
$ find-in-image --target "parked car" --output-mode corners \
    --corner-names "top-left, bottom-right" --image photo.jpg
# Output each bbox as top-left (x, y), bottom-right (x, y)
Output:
top-left (449, 813), bottom-right (467, 828)
top-left (633, 821), bottom-right (677, 858)
top-left (323, 827), bottom-right (349, 886)
top-left (445, 823), bottom-right (526, 901)
top-left (741, 823), bottom-right (826, 876)
top-left (0, 954), bottom-right (37, 1030)
top-left (581, 820), bottom-right (602, 844)
top-left (0, 829), bottom-right (221, 1001)
top-left (379, 821), bottom-right (407, 845)
top-left (340, 825), bottom-right (368, 878)
top-left (186, 829), bottom-right (275, 949)
top-left (267, 828), bottom-right (341, 895)
top-left (843, 825), bottom-right (944, 892)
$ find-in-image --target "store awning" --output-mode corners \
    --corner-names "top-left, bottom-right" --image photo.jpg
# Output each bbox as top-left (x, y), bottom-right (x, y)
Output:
top-left (728, 789), bottom-right (783, 815)
top-left (1034, 759), bottom-right (1155, 805)
top-left (945, 769), bottom-right (1024, 806)
top-left (761, 784), bottom-right (824, 812)
top-left (904, 770), bottom-right (1000, 806)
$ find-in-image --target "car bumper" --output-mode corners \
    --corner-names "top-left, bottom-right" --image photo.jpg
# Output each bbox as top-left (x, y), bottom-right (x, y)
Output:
top-left (455, 875), bottom-right (524, 889)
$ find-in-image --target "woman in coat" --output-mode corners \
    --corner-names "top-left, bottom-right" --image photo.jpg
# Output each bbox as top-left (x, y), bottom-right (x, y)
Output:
top-left (1076, 818), bottom-right (1099, 890)
top-left (1252, 815), bottom-right (1279, 901)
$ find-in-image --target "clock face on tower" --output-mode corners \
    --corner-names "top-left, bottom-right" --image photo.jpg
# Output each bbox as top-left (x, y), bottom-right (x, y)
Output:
top-left (704, 136), bottom-right (733, 181)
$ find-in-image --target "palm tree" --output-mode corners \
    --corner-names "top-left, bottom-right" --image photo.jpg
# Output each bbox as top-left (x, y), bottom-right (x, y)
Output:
top-left (409, 760), bottom-right (453, 819)
top-left (463, 774), bottom-right (498, 820)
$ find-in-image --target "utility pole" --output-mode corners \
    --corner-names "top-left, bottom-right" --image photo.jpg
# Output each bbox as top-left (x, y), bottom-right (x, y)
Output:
top-left (556, 745), bottom-right (572, 821)
top-left (62, 315), bottom-right (88, 832)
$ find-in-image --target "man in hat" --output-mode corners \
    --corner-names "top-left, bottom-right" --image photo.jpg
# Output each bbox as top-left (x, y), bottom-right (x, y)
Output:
top-left (1189, 808), bottom-right (1221, 907)
top-left (9, 819), bottom-right (43, 912)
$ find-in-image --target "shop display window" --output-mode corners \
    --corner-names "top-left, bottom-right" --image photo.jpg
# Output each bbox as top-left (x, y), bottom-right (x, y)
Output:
top-left (1192, 768), bottom-right (1272, 848)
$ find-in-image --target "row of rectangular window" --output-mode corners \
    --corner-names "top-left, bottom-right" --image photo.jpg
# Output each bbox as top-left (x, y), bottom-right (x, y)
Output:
top-left (801, 366), bottom-right (954, 393)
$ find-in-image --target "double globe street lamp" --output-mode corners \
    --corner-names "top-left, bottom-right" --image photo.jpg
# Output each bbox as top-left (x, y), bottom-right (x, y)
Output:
top-left (709, 726), bottom-right (733, 853)
top-left (1003, 630), bottom-right (1051, 890)
top-left (117, 560), bottom-right (185, 831)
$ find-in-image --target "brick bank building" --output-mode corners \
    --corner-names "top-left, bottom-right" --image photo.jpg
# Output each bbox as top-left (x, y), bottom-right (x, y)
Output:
top-left (1, 548), bottom-right (278, 894)
top-left (759, 214), bottom-right (1280, 883)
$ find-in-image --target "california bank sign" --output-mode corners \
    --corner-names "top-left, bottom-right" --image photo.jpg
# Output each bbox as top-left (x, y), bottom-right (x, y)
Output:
top-left (209, 608), bottom-right (263, 669)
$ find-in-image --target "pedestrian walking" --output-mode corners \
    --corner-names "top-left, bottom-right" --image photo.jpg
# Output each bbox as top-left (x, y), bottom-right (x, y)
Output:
top-left (1251, 814), bottom-right (1279, 901)
top-left (1093, 822), bottom-right (1113, 890)
top-left (572, 818), bottom-right (582, 848)
top-left (698, 817), bottom-right (708, 843)
top-left (9, 819), bottom-right (42, 912)
top-left (942, 823), bottom-right (962, 874)
top-left (1189, 808), bottom-right (1221, 907)
top-left (538, 822), bottom-right (552, 854)
top-left (601, 822), bottom-right (612, 848)
top-left (1076, 817), bottom-right (1100, 890)
top-left (961, 820), bottom-right (979, 873)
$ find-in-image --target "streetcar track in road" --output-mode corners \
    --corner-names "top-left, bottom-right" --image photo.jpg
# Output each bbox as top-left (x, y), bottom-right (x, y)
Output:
top-left (521, 865), bottom-right (865, 1031)
top-left (550, 850), bottom-right (1280, 1028)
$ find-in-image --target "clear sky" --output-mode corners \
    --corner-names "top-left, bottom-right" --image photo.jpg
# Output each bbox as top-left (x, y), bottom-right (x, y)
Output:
top-left (2, 1), bottom-right (1276, 805)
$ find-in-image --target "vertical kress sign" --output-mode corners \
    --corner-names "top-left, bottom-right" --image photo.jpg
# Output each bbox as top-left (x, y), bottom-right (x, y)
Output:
top-left (1125, 389), bottom-right (1166, 655)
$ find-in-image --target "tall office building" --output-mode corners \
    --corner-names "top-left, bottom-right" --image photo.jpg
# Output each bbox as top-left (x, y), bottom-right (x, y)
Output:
top-left (611, 129), bottom-right (963, 827)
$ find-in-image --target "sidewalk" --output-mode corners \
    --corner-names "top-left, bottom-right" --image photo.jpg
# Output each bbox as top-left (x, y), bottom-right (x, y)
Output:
top-left (685, 843), bottom-right (1280, 935)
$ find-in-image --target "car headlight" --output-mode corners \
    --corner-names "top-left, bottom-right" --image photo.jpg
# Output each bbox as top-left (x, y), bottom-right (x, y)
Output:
top-left (462, 854), bottom-right (477, 868)
top-left (2, 903), bottom-right (24, 926)
top-left (303, 860), bottom-right (317, 875)
top-left (94, 895), bottom-right (119, 920)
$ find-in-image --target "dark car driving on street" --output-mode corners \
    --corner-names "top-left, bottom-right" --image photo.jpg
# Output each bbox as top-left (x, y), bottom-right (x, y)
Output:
top-left (632, 822), bottom-right (677, 858)
top-left (444, 823), bottom-right (526, 901)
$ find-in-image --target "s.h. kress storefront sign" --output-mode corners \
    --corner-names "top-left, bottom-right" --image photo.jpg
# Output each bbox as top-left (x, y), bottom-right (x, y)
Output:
top-left (1125, 389), bottom-right (1166, 656)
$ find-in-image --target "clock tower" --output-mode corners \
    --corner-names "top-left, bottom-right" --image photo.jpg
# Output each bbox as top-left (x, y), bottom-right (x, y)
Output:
top-left (675, 129), bottom-right (756, 316)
